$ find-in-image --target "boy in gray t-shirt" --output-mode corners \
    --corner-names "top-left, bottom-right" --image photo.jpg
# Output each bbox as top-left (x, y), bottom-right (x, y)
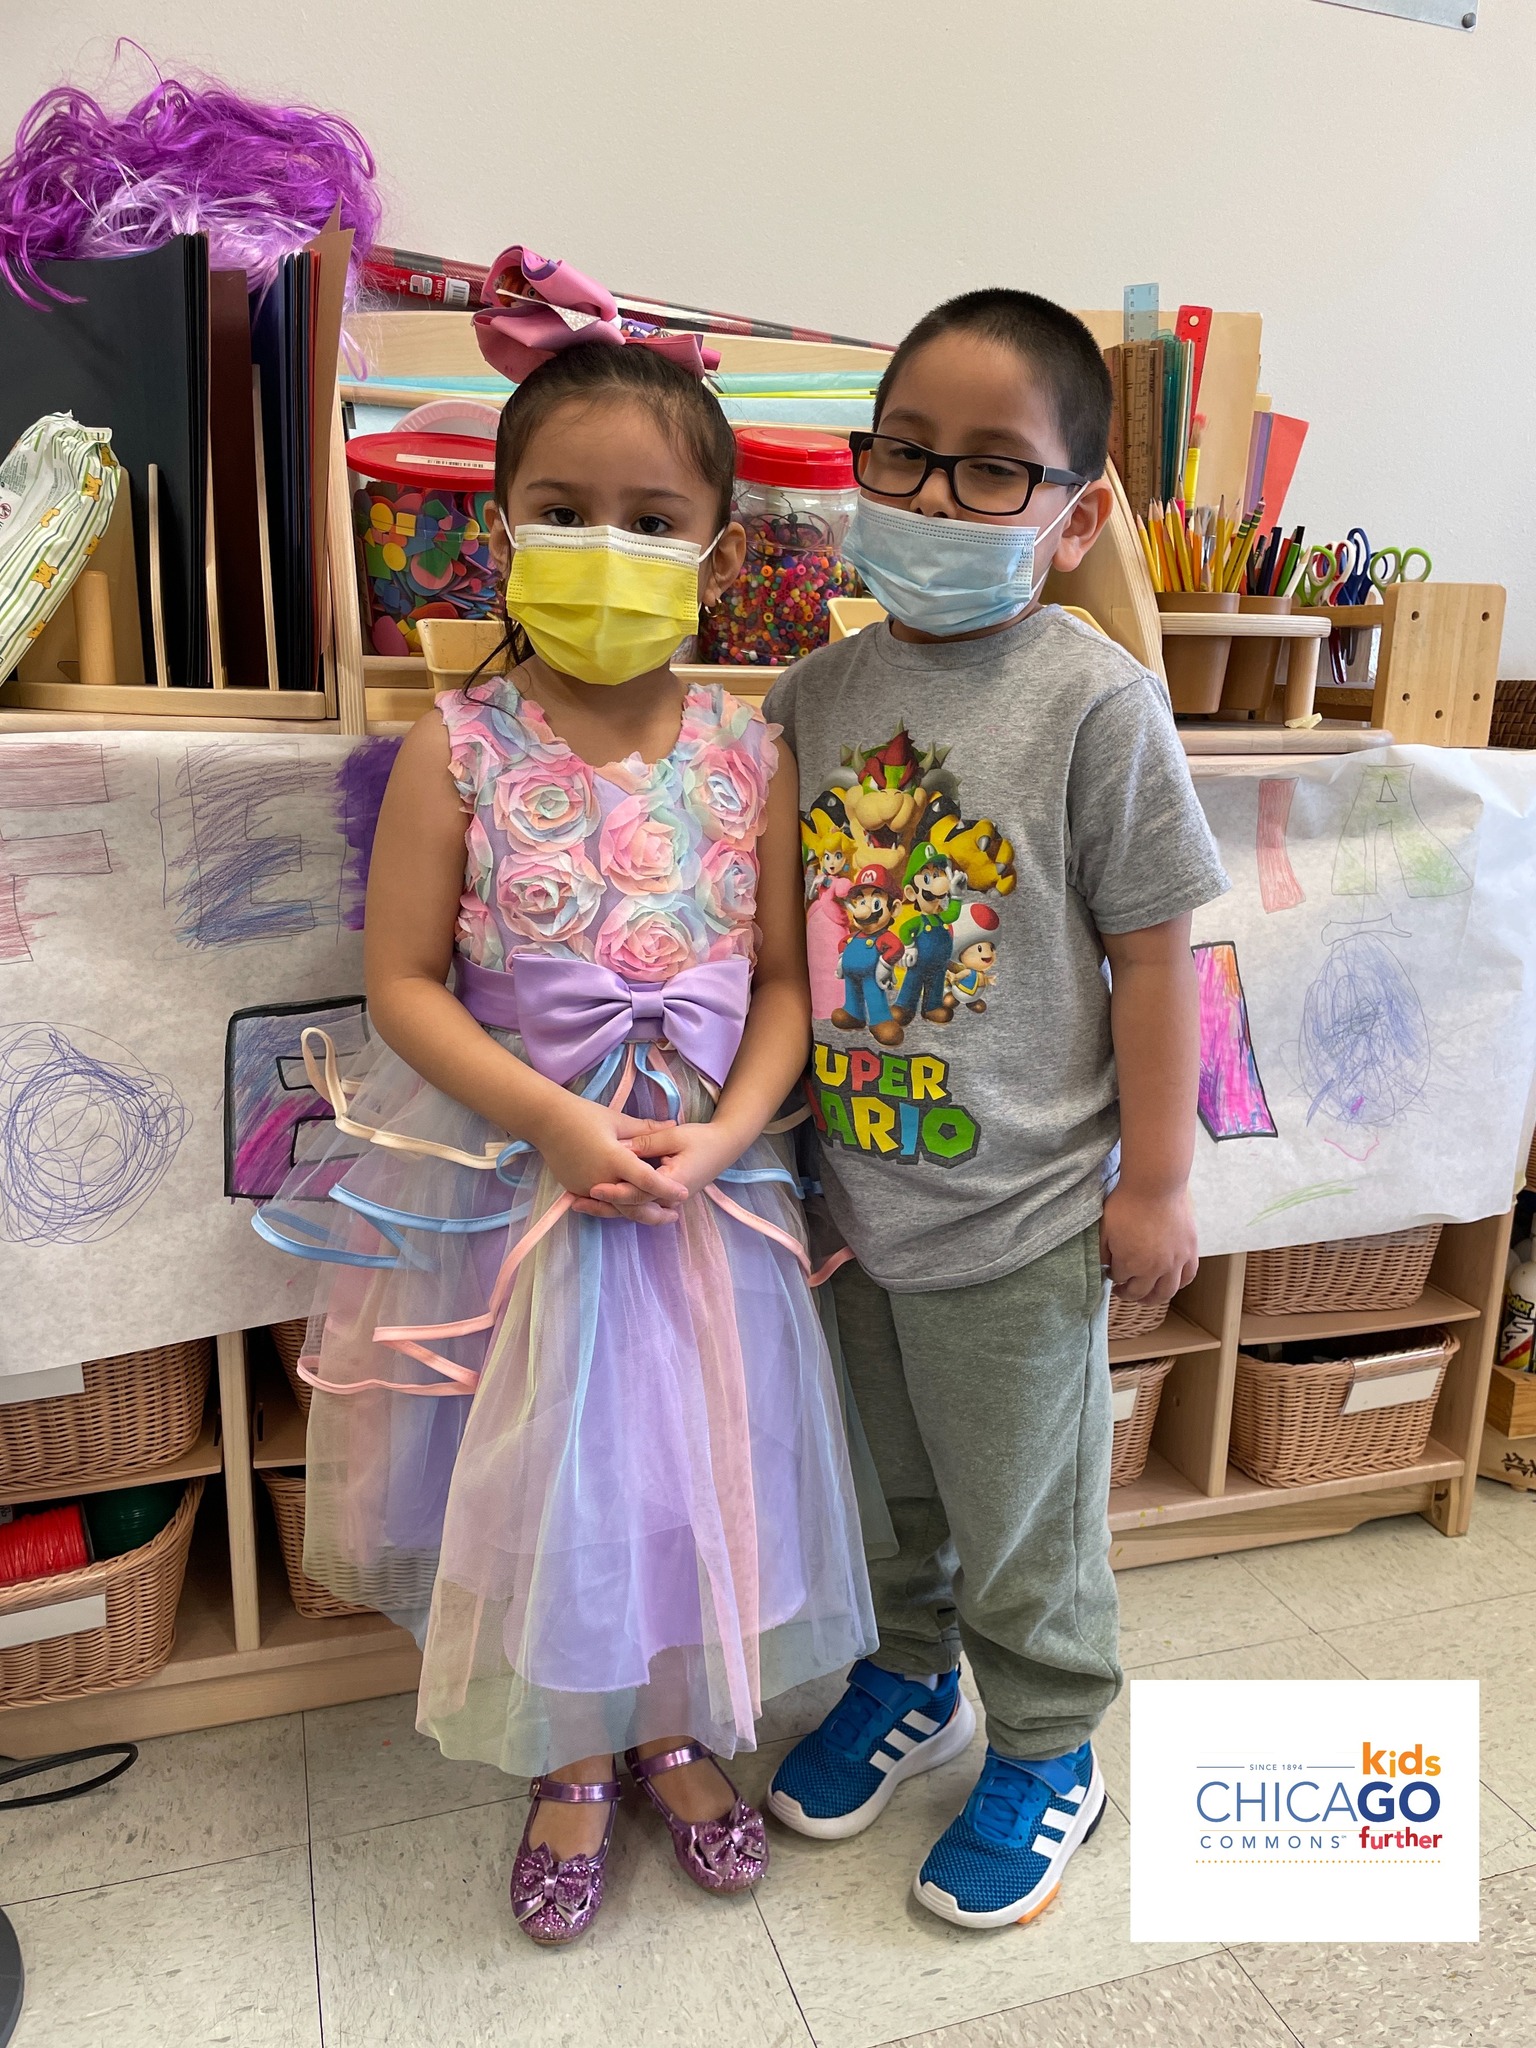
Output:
top-left (765, 289), bottom-right (1229, 1930)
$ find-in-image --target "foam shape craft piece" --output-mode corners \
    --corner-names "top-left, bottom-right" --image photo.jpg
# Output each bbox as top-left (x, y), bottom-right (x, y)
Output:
top-left (0, 412), bottom-right (120, 681)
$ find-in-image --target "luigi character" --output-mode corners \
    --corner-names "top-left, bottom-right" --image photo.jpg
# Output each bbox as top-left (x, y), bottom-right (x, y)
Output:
top-left (893, 841), bottom-right (962, 1025)
top-left (832, 865), bottom-right (906, 1047)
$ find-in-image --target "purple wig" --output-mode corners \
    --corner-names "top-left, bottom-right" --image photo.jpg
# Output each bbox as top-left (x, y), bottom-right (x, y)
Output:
top-left (0, 53), bottom-right (382, 305)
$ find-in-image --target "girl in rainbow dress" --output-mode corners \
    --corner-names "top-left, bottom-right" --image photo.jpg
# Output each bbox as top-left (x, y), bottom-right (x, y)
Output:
top-left (258, 269), bottom-right (873, 1945)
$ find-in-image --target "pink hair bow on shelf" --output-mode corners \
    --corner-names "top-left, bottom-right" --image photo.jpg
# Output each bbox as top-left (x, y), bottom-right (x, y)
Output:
top-left (473, 245), bottom-right (722, 382)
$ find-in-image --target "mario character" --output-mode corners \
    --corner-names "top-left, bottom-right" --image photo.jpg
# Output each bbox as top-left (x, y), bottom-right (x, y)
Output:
top-left (893, 841), bottom-right (962, 1025)
top-left (945, 901), bottom-right (1001, 1012)
top-left (832, 865), bottom-right (906, 1047)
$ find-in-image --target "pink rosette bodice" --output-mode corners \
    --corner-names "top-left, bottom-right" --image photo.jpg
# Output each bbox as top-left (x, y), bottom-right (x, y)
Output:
top-left (437, 680), bottom-right (779, 983)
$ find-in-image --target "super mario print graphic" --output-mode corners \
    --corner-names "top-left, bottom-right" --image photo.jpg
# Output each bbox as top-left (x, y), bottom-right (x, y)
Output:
top-left (801, 724), bottom-right (1014, 1048)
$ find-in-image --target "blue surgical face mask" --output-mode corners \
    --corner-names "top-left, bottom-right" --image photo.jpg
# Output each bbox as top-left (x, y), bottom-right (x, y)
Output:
top-left (841, 489), bottom-right (1086, 637)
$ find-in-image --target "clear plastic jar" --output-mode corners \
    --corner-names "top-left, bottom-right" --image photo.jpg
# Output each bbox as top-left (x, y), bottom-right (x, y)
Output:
top-left (700, 429), bottom-right (860, 665)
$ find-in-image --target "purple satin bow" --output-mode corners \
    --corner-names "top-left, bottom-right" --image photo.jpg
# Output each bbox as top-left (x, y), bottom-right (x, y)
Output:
top-left (456, 952), bottom-right (749, 1089)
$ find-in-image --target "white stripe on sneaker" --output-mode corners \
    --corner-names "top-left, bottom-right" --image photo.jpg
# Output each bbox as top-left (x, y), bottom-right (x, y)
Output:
top-left (1059, 1783), bottom-right (1087, 1804)
top-left (883, 1728), bottom-right (919, 1756)
top-left (903, 1710), bottom-right (941, 1737)
top-left (869, 1747), bottom-right (898, 1775)
top-left (1030, 1833), bottom-right (1061, 1856)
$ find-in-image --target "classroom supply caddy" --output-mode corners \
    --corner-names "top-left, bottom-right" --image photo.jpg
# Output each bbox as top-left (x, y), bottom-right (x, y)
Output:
top-left (1230, 1330), bottom-right (1456, 1489)
top-left (0, 1480), bottom-right (202, 1706)
top-left (0, 1341), bottom-right (211, 1488)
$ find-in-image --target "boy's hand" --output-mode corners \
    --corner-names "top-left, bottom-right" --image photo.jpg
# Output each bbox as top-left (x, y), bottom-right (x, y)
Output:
top-left (1100, 1183), bottom-right (1199, 1303)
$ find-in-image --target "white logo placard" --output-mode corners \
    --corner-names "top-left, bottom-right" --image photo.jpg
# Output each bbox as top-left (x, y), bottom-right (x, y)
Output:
top-left (1130, 1680), bottom-right (1479, 1942)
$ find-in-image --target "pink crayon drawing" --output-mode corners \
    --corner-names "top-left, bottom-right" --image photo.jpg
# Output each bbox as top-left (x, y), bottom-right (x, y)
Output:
top-left (0, 742), bottom-right (113, 964)
top-left (1256, 776), bottom-right (1304, 913)
top-left (1195, 940), bottom-right (1277, 1141)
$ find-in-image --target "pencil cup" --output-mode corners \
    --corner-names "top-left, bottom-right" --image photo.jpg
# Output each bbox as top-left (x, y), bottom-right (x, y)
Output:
top-left (1220, 594), bottom-right (1293, 718)
top-left (1156, 591), bottom-right (1239, 716)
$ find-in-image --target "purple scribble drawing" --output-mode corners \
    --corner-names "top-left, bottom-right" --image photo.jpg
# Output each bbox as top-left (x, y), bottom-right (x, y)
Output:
top-left (0, 1021), bottom-right (189, 1244)
top-left (224, 996), bottom-right (367, 1198)
top-left (333, 737), bottom-right (400, 930)
top-left (1299, 923), bottom-right (1430, 1161)
top-left (0, 742), bottom-right (113, 965)
top-left (1195, 940), bottom-right (1278, 1141)
top-left (1333, 765), bottom-right (1472, 899)
top-left (159, 741), bottom-right (319, 948)
top-left (1256, 776), bottom-right (1304, 913)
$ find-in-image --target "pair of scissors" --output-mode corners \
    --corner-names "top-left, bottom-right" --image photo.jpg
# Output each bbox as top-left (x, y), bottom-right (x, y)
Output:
top-left (1369, 545), bottom-right (1432, 591)
top-left (1296, 545), bottom-right (1348, 608)
top-left (1332, 527), bottom-right (1374, 607)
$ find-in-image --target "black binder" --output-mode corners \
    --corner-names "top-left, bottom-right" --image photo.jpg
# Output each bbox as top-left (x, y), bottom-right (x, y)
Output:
top-left (0, 238), bottom-right (209, 687)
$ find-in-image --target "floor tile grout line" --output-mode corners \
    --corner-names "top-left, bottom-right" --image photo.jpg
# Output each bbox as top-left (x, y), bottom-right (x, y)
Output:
top-left (1220, 1945), bottom-right (1311, 2046)
top-left (0, 1837), bottom-right (310, 1912)
top-left (748, 1890), bottom-right (817, 2047)
top-left (866, 1952), bottom-right (1237, 2048)
top-left (308, 1787), bottom-right (529, 1847)
top-left (301, 1714), bottom-right (327, 2048)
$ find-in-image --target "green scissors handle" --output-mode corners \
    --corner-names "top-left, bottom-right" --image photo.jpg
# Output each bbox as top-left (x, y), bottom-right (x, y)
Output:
top-left (1369, 545), bottom-right (1432, 589)
top-left (1296, 545), bottom-right (1346, 608)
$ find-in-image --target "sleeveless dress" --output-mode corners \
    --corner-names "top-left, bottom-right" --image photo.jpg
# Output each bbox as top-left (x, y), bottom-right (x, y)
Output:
top-left (256, 679), bottom-right (875, 1775)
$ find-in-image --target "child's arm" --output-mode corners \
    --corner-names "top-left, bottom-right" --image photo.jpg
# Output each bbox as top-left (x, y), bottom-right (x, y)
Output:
top-left (611, 742), bottom-right (810, 1202)
top-left (1100, 914), bottom-right (1201, 1302)
top-left (365, 711), bottom-right (686, 1221)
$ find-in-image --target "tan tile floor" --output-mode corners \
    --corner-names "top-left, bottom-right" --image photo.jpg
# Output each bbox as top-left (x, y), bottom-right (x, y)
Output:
top-left (3, 1479), bottom-right (1533, 2048)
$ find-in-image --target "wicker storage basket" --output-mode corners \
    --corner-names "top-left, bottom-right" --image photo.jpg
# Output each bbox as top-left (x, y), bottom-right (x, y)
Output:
top-left (260, 1469), bottom-right (370, 1620)
top-left (269, 1320), bottom-right (312, 1418)
top-left (1230, 1328), bottom-right (1456, 1487)
top-left (1242, 1225), bottom-right (1441, 1317)
top-left (0, 1341), bottom-right (211, 1490)
top-left (1490, 678), bottom-right (1536, 751)
top-left (1109, 1355), bottom-right (1176, 1488)
top-left (1108, 1291), bottom-right (1171, 1342)
top-left (0, 1479), bottom-right (202, 1706)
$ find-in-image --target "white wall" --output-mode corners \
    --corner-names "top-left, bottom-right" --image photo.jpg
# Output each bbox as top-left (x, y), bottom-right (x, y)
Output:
top-left (5, 2), bottom-right (1532, 664)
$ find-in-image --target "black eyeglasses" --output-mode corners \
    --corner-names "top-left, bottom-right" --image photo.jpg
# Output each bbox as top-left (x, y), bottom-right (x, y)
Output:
top-left (848, 432), bottom-right (1086, 517)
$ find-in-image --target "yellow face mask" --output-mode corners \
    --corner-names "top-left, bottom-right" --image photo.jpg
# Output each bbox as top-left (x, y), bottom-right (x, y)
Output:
top-left (504, 523), bottom-right (718, 686)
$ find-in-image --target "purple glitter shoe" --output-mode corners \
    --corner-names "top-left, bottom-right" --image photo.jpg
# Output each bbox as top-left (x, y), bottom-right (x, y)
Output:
top-left (510, 1771), bottom-right (622, 1945)
top-left (624, 1741), bottom-right (768, 1894)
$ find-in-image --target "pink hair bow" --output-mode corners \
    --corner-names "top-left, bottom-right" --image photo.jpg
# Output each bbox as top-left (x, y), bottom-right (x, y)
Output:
top-left (473, 245), bottom-right (721, 382)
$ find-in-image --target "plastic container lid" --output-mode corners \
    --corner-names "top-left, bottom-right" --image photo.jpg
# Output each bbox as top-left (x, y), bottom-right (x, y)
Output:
top-left (733, 427), bottom-right (854, 490)
top-left (345, 431), bottom-right (499, 490)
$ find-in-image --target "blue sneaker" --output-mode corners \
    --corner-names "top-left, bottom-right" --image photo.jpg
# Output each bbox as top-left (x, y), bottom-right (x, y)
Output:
top-left (768, 1660), bottom-right (977, 1840)
top-left (914, 1741), bottom-right (1106, 1928)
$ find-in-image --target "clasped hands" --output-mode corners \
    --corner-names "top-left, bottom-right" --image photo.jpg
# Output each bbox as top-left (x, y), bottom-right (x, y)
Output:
top-left (527, 1094), bottom-right (743, 1227)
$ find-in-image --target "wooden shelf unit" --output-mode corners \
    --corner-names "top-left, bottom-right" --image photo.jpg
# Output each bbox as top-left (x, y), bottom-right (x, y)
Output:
top-left (1107, 1213), bottom-right (1509, 1568)
top-left (0, 1209), bottom-right (1507, 1751)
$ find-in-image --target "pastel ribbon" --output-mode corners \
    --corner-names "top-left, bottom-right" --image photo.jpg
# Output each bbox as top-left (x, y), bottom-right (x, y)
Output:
top-left (473, 244), bottom-right (720, 382)
top-left (457, 952), bottom-right (751, 1090)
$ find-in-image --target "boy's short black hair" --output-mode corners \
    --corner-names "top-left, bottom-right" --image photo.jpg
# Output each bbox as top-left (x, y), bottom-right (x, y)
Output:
top-left (874, 289), bottom-right (1113, 480)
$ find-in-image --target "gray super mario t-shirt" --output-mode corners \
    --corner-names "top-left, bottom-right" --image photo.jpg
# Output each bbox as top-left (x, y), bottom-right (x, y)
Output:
top-left (764, 606), bottom-right (1229, 1292)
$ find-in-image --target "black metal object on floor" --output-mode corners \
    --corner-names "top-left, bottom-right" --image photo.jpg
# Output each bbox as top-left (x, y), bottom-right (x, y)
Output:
top-left (0, 1906), bottom-right (20, 2047)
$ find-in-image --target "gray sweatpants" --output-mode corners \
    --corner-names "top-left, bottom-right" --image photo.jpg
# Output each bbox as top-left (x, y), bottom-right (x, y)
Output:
top-left (831, 1221), bottom-right (1122, 1759)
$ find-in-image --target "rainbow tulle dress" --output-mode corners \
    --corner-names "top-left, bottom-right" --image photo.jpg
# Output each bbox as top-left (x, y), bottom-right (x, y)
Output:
top-left (255, 681), bottom-right (875, 1775)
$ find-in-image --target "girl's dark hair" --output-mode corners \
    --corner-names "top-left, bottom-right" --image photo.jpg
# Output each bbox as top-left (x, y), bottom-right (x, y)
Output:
top-left (874, 288), bottom-right (1113, 480)
top-left (471, 341), bottom-right (737, 681)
